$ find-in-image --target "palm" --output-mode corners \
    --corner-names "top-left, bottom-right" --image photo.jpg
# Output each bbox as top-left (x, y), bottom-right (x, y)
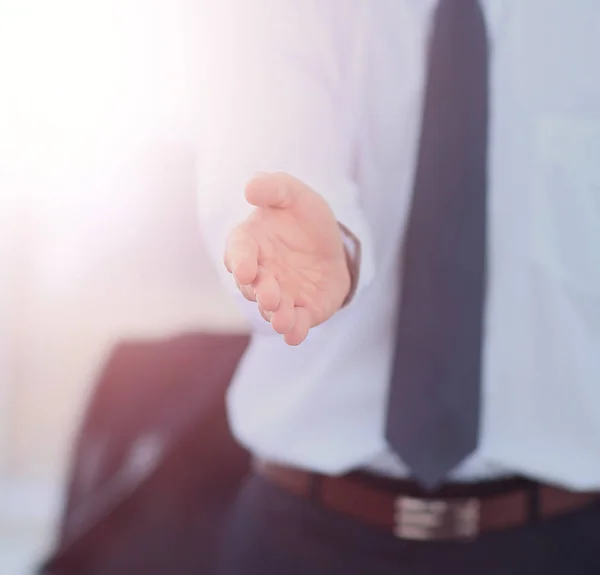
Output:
top-left (225, 173), bottom-right (350, 345)
top-left (251, 205), bottom-right (345, 323)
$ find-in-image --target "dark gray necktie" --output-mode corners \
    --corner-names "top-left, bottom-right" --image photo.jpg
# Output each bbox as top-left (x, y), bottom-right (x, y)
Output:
top-left (385, 0), bottom-right (489, 490)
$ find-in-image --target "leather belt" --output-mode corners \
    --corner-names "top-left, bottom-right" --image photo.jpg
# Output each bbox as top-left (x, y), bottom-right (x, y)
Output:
top-left (255, 460), bottom-right (600, 541)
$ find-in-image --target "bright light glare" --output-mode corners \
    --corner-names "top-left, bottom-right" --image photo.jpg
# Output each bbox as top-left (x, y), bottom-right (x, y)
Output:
top-left (1, 0), bottom-right (190, 181)
top-left (0, 0), bottom-right (193, 293)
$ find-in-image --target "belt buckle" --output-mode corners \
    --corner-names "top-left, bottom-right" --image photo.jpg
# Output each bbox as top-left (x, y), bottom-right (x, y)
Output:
top-left (394, 496), bottom-right (480, 541)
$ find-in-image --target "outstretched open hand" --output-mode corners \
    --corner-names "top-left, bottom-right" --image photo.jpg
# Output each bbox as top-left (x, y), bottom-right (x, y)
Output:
top-left (224, 172), bottom-right (350, 346)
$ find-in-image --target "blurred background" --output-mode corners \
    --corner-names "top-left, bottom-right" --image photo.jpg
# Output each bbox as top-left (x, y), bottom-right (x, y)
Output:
top-left (0, 1), bottom-right (246, 572)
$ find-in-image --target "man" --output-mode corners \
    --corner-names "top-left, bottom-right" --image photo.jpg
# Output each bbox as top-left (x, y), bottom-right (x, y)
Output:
top-left (197, 1), bottom-right (600, 573)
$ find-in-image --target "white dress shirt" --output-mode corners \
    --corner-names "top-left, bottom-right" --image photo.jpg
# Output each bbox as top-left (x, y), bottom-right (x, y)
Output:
top-left (196, 0), bottom-right (600, 490)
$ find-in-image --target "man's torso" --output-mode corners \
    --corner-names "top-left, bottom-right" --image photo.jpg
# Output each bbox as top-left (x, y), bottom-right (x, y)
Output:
top-left (227, 0), bottom-right (600, 489)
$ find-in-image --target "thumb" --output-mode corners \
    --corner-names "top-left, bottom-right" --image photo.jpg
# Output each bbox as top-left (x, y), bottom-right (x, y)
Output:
top-left (245, 172), bottom-right (301, 210)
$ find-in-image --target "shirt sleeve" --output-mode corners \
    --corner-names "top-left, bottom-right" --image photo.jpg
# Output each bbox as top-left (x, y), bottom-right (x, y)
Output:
top-left (196, 0), bottom-right (375, 333)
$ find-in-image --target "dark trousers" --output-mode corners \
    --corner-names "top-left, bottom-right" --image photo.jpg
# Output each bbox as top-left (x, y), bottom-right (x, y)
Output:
top-left (217, 473), bottom-right (600, 575)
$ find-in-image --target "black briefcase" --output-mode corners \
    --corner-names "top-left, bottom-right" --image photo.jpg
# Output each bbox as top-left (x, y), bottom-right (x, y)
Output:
top-left (38, 331), bottom-right (250, 575)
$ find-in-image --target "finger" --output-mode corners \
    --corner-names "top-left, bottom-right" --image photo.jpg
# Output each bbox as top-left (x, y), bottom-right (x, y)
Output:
top-left (235, 277), bottom-right (256, 302)
top-left (284, 307), bottom-right (311, 346)
top-left (270, 291), bottom-right (295, 335)
top-left (225, 229), bottom-right (259, 285)
top-left (245, 172), bottom-right (298, 210)
top-left (257, 302), bottom-right (272, 324)
top-left (254, 270), bottom-right (281, 312)
top-left (223, 246), bottom-right (233, 273)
